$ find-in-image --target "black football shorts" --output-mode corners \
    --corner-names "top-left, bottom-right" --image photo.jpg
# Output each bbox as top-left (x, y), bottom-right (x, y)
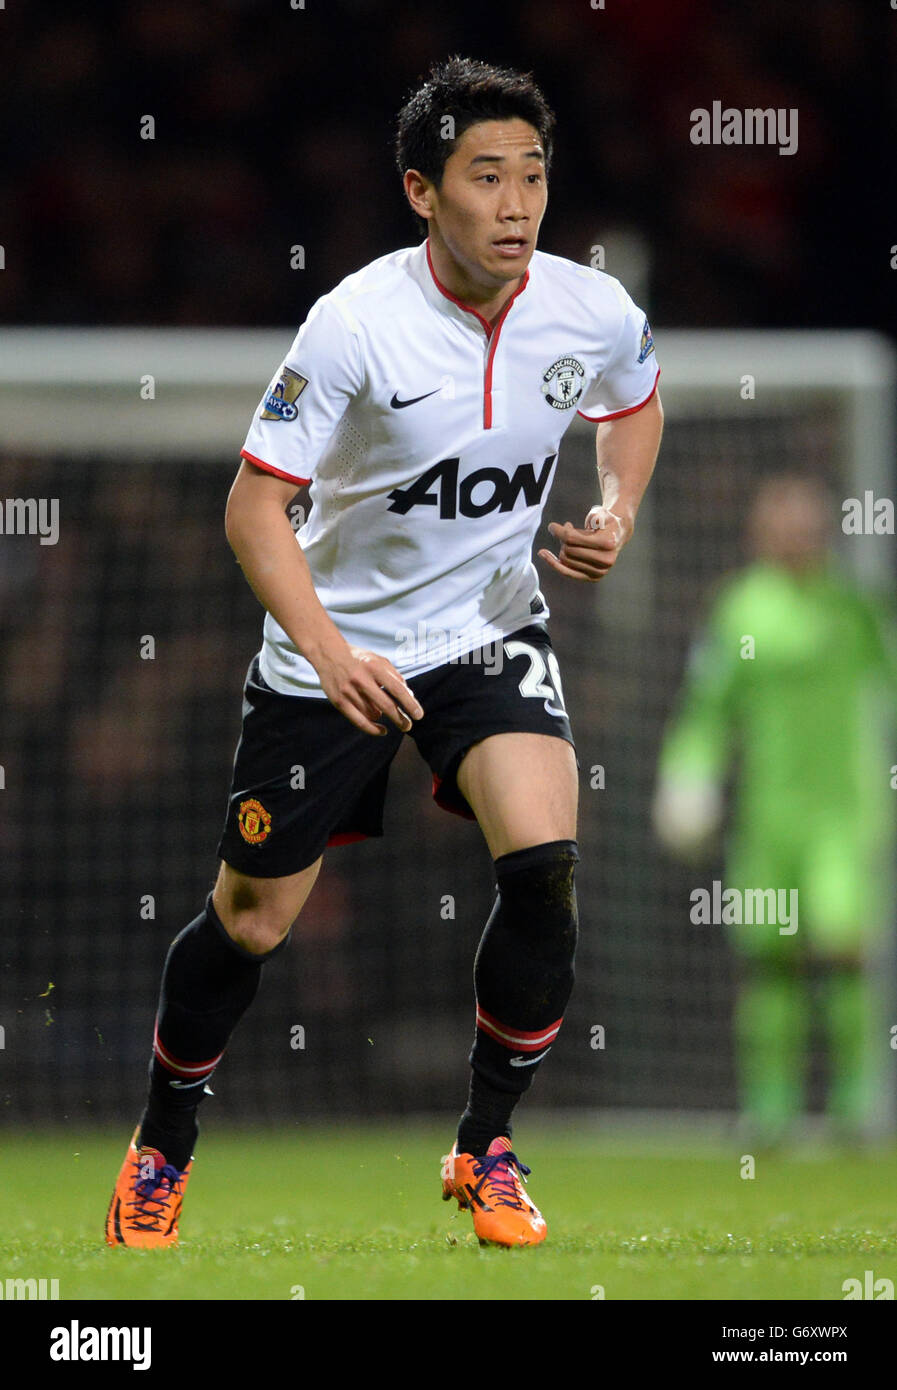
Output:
top-left (216, 622), bottom-right (575, 878)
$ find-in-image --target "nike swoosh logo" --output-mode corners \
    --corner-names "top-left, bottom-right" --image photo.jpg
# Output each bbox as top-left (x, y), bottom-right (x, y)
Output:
top-left (509, 1048), bottom-right (552, 1068)
top-left (169, 1078), bottom-right (207, 1090)
top-left (389, 388), bottom-right (441, 409)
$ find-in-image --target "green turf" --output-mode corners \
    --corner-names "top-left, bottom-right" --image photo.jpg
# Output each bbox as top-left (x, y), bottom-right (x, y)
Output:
top-left (2, 1124), bottom-right (896, 1300)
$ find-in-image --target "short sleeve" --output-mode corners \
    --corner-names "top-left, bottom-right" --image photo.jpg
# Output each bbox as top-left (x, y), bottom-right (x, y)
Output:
top-left (240, 296), bottom-right (364, 485)
top-left (577, 282), bottom-right (660, 422)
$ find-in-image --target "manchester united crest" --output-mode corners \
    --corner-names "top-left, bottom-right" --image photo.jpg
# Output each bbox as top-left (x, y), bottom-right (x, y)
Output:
top-left (237, 797), bottom-right (272, 844)
top-left (541, 356), bottom-right (585, 410)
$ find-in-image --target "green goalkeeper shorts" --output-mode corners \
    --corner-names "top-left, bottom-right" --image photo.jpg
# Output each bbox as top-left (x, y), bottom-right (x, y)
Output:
top-left (724, 812), bottom-right (890, 960)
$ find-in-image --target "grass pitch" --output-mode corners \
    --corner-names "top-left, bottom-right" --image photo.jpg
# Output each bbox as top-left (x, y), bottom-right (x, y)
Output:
top-left (2, 1123), bottom-right (896, 1301)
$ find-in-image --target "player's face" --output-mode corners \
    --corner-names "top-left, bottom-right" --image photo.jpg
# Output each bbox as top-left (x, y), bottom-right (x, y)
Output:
top-left (750, 484), bottom-right (830, 571)
top-left (428, 119), bottom-right (547, 290)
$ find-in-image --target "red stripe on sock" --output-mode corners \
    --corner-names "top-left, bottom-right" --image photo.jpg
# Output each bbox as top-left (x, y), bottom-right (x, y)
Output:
top-left (475, 1005), bottom-right (563, 1052)
top-left (153, 1022), bottom-right (224, 1078)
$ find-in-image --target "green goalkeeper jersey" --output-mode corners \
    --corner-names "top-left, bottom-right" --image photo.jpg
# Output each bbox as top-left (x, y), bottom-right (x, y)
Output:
top-left (659, 561), bottom-right (897, 850)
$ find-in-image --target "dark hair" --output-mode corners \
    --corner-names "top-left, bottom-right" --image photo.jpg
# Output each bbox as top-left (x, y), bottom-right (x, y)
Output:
top-left (395, 56), bottom-right (556, 235)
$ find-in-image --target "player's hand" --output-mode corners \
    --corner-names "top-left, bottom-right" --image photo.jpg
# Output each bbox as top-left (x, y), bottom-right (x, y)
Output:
top-left (315, 643), bottom-right (423, 736)
top-left (538, 506), bottom-right (630, 582)
top-left (652, 778), bottom-right (723, 863)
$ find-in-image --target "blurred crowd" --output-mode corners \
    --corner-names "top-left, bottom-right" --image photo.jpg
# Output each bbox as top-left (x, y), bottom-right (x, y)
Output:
top-left (0, 0), bottom-right (888, 330)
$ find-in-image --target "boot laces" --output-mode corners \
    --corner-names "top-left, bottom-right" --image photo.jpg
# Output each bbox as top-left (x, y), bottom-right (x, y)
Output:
top-left (470, 1150), bottom-right (531, 1209)
top-left (128, 1159), bottom-right (186, 1232)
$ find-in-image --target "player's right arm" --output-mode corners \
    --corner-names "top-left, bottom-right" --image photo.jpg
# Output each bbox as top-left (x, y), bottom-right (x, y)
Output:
top-left (224, 459), bottom-right (422, 736)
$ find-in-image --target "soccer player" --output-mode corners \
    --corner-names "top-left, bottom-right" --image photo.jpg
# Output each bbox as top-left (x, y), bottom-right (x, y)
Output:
top-left (107, 57), bottom-right (663, 1249)
top-left (654, 475), bottom-right (897, 1144)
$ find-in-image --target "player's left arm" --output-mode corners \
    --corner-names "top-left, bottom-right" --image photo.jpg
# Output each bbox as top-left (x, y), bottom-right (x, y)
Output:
top-left (538, 390), bottom-right (663, 582)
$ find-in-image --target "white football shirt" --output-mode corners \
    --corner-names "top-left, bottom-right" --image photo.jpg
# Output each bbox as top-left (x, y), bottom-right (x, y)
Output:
top-left (241, 239), bottom-right (659, 696)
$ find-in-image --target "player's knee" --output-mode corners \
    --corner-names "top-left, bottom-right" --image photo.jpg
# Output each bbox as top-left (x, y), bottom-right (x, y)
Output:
top-left (493, 838), bottom-right (579, 958)
top-left (215, 892), bottom-right (292, 956)
top-left (222, 911), bottom-right (292, 957)
top-left (213, 866), bottom-right (314, 957)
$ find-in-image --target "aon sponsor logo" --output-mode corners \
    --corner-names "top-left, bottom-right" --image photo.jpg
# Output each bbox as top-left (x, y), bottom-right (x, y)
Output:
top-left (387, 455), bottom-right (556, 519)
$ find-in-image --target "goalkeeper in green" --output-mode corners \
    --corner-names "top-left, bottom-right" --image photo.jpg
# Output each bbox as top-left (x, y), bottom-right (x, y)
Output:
top-left (654, 474), bottom-right (897, 1141)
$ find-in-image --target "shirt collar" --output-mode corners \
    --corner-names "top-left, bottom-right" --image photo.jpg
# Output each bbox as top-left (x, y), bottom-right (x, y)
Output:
top-left (410, 237), bottom-right (530, 339)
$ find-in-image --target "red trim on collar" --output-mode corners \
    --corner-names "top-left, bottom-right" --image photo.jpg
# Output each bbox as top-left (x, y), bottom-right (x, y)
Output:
top-left (482, 293), bottom-right (519, 429)
top-left (425, 239), bottom-right (529, 341)
top-left (425, 239), bottom-right (529, 428)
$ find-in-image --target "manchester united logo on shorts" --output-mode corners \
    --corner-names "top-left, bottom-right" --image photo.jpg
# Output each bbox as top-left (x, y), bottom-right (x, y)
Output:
top-left (237, 797), bottom-right (272, 845)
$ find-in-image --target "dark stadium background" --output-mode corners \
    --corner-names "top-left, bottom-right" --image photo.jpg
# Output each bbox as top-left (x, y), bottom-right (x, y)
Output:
top-left (1, 1), bottom-right (892, 332)
top-left (1, 0), bottom-right (894, 1129)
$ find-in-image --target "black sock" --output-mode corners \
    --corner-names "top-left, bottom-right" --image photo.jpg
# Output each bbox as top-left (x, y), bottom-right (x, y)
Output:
top-left (138, 893), bottom-right (289, 1169)
top-left (457, 1072), bottom-right (517, 1157)
top-left (457, 840), bottom-right (579, 1157)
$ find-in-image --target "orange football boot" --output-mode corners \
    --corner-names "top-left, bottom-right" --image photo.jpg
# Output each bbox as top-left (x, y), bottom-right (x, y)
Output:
top-left (441, 1135), bottom-right (547, 1246)
top-left (105, 1127), bottom-right (192, 1248)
